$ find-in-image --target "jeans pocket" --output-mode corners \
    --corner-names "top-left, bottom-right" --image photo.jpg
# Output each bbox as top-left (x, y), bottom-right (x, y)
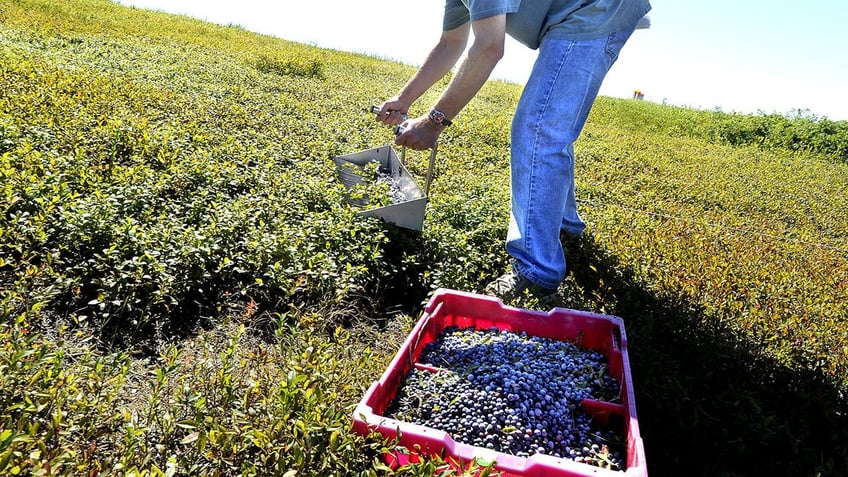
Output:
top-left (604, 28), bottom-right (635, 64)
top-left (604, 32), bottom-right (621, 62)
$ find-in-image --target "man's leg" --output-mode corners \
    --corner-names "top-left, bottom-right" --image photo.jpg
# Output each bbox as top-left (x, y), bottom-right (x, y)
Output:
top-left (505, 29), bottom-right (635, 290)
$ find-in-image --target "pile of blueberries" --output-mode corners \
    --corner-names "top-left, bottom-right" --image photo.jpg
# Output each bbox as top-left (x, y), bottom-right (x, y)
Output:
top-left (375, 168), bottom-right (407, 204)
top-left (386, 326), bottom-right (625, 470)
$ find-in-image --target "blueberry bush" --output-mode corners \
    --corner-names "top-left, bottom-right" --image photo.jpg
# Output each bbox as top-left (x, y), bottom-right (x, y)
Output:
top-left (1, 0), bottom-right (847, 475)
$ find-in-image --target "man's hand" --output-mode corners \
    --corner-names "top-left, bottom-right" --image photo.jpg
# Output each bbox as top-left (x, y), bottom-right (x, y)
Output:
top-left (395, 115), bottom-right (442, 150)
top-left (375, 98), bottom-right (409, 126)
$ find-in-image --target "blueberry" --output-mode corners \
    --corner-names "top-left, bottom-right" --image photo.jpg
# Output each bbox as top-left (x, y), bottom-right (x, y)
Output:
top-left (387, 326), bottom-right (625, 470)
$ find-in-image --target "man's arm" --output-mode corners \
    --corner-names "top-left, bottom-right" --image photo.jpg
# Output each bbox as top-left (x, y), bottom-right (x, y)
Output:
top-left (376, 23), bottom-right (470, 126)
top-left (431, 14), bottom-right (506, 121)
top-left (385, 14), bottom-right (507, 150)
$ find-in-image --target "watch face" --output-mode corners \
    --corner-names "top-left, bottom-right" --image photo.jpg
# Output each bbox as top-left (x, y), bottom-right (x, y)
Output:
top-left (430, 109), bottom-right (450, 125)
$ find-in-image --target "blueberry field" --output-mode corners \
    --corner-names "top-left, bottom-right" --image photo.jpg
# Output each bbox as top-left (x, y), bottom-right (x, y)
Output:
top-left (1, 0), bottom-right (847, 475)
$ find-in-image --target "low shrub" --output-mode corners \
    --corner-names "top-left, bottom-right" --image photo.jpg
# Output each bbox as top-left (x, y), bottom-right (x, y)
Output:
top-left (1, 0), bottom-right (846, 475)
top-left (253, 52), bottom-right (324, 79)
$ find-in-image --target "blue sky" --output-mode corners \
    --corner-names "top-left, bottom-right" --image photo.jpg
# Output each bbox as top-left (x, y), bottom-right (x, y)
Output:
top-left (116, 0), bottom-right (847, 121)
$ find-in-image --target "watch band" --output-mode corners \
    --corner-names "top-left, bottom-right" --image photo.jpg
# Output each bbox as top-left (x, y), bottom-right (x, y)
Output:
top-left (429, 109), bottom-right (453, 127)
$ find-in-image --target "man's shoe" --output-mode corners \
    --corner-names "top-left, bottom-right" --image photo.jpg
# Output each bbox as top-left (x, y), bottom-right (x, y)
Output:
top-left (484, 269), bottom-right (556, 303)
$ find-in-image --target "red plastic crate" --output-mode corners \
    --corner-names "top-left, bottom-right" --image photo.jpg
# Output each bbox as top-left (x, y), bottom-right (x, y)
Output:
top-left (352, 289), bottom-right (647, 477)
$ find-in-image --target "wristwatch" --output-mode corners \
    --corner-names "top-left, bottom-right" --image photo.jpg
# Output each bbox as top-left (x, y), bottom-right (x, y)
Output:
top-left (428, 109), bottom-right (453, 127)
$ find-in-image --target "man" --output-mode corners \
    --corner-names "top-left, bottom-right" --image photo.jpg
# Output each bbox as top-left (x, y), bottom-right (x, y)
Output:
top-left (375, 0), bottom-right (651, 301)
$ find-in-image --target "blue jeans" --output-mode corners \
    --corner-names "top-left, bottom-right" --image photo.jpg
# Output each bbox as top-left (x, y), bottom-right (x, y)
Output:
top-left (506, 29), bottom-right (635, 290)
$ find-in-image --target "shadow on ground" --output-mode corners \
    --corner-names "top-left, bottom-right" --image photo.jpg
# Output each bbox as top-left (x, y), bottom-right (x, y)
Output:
top-left (557, 231), bottom-right (848, 477)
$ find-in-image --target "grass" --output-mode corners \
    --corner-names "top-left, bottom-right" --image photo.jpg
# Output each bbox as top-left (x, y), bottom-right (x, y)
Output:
top-left (1, 0), bottom-right (847, 475)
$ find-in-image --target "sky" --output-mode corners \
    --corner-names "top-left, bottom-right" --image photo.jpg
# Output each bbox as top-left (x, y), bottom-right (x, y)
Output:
top-left (115, 0), bottom-right (848, 121)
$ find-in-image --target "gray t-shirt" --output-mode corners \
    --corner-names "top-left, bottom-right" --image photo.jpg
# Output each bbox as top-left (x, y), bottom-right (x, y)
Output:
top-left (443, 0), bottom-right (651, 49)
